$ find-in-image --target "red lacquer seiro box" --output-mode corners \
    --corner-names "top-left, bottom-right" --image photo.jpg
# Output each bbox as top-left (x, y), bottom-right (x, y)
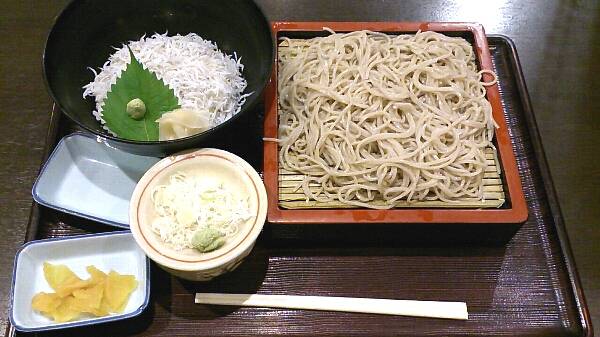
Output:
top-left (263, 22), bottom-right (527, 224)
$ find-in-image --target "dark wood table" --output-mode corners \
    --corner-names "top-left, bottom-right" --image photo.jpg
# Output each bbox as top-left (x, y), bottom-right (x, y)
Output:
top-left (1, 0), bottom-right (598, 335)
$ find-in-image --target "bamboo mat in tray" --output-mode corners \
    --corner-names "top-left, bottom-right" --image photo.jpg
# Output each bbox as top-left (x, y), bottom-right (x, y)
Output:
top-left (279, 147), bottom-right (505, 209)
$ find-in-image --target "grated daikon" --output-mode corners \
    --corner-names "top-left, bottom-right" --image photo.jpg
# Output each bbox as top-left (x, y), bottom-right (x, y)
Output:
top-left (150, 172), bottom-right (253, 251)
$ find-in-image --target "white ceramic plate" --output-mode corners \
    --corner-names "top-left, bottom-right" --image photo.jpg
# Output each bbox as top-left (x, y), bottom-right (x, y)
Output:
top-left (10, 231), bottom-right (150, 332)
top-left (32, 132), bottom-right (160, 228)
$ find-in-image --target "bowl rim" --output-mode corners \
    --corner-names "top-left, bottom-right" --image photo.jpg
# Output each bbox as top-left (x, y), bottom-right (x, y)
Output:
top-left (129, 148), bottom-right (267, 272)
top-left (42, 0), bottom-right (274, 146)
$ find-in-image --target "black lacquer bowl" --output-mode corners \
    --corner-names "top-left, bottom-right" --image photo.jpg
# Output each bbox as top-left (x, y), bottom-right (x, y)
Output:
top-left (43, 0), bottom-right (273, 156)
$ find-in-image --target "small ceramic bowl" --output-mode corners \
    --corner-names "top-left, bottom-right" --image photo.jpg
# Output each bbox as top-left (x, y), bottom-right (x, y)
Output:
top-left (10, 231), bottom-right (150, 332)
top-left (129, 148), bottom-right (267, 281)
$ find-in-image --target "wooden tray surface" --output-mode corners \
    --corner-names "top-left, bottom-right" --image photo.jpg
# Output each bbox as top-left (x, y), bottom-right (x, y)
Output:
top-left (9, 36), bottom-right (590, 337)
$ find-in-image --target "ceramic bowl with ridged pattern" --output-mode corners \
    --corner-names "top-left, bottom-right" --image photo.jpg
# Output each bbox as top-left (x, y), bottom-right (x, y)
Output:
top-left (129, 148), bottom-right (267, 281)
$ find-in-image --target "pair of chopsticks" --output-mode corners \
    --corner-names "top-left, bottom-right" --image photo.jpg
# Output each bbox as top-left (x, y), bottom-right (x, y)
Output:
top-left (195, 293), bottom-right (468, 320)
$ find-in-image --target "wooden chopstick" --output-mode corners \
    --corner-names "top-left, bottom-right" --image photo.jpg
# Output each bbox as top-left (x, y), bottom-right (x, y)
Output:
top-left (195, 293), bottom-right (468, 320)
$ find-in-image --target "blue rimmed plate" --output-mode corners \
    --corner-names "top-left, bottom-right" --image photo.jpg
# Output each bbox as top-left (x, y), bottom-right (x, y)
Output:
top-left (32, 132), bottom-right (160, 228)
top-left (10, 231), bottom-right (150, 332)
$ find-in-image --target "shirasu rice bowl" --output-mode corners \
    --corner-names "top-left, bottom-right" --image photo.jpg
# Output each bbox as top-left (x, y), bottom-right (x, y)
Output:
top-left (82, 32), bottom-right (250, 138)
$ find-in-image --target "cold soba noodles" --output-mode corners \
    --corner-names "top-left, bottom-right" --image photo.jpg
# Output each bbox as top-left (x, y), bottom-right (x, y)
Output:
top-left (276, 30), bottom-right (498, 209)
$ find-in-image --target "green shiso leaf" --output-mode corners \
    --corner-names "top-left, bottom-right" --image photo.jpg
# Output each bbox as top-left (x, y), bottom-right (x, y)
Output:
top-left (101, 47), bottom-right (179, 141)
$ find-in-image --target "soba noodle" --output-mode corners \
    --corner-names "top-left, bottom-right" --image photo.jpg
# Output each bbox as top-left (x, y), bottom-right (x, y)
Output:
top-left (276, 30), bottom-right (498, 209)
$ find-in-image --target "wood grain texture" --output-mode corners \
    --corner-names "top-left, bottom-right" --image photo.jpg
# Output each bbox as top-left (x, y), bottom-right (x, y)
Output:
top-left (0, 0), bottom-right (69, 334)
top-left (6, 37), bottom-right (589, 337)
top-left (1, 0), bottom-right (599, 336)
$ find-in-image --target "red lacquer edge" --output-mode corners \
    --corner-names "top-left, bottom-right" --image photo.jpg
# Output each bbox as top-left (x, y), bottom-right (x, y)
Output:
top-left (263, 22), bottom-right (528, 224)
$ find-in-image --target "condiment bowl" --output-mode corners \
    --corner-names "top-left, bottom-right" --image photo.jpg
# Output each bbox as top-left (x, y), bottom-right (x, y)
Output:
top-left (129, 148), bottom-right (267, 281)
top-left (43, 0), bottom-right (273, 156)
top-left (10, 232), bottom-right (150, 332)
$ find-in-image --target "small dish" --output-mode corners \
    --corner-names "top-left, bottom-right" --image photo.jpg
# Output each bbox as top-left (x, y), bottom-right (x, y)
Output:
top-left (263, 22), bottom-right (528, 224)
top-left (32, 132), bottom-right (160, 228)
top-left (10, 231), bottom-right (150, 332)
top-left (130, 148), bottom-right (267, 281)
